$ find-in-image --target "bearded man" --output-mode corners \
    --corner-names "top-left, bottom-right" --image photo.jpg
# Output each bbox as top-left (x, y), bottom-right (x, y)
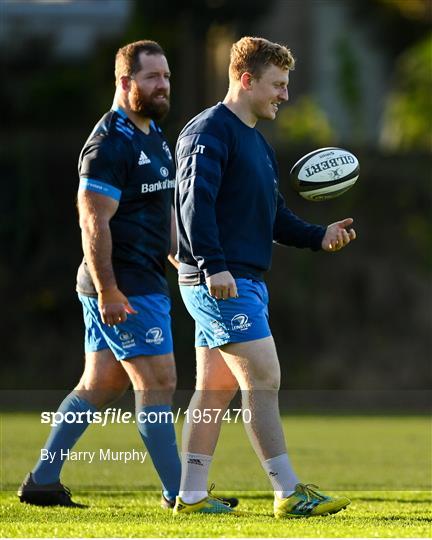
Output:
top-left (18, 40), bottom-right (238, 511)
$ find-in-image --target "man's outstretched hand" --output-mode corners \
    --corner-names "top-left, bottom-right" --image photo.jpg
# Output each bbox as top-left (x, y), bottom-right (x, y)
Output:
top-left (321, 218), bottom-right (357, 252)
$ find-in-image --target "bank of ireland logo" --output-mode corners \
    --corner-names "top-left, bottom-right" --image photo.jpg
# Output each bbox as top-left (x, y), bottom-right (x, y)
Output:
top-left (145, 327), bottom-right (164, 345)
top-left (160, 166), bottom-right (169, 178)
top-left (119, 331), bottom-right (136, 348)
top-left (231, 313), bottom-right (252, 331)
top-left (162, 141), bottom-right (173, 160)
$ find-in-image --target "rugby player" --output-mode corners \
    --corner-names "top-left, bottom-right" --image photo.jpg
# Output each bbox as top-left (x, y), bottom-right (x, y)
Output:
top-left (174, 36), bottom-right (355, 517)
top-left (17, 40), bottom-right (237, 510)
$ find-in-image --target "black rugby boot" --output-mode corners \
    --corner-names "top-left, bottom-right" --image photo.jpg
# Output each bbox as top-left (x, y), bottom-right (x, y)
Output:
top-left (18, 473), bottom-right (87, 508)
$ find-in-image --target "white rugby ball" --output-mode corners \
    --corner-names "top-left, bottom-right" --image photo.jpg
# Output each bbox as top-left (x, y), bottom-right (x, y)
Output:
top-left (290, 147), bottom-right (359, 201)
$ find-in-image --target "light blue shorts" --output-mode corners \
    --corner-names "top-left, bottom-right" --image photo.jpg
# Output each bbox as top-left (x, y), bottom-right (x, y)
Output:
top-left (78, 293), bottom-right (173, 360)
top-left (179, 278), bottom-right (271, 349)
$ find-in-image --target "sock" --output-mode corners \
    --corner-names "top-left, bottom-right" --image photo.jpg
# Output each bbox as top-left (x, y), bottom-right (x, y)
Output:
top-left (32, 392), bottom-right (98, 485)
top-left (179, 452), bottom-right (212, 504)
top-left (262, 453), bottom-right (300, 498)
top-left (136, 404), bottom-right (181, 501)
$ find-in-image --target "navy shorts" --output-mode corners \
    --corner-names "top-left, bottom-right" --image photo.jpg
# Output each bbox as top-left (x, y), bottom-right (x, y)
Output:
top-left (179, 278), bottom-right (271, 349)
top-left (78, 293), bottom-right (173, 360)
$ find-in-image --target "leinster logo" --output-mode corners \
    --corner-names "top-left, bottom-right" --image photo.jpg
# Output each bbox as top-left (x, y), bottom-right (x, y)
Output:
top-left (231, 313), bottom-right (252, 331)
top-left (160, 166), bottom-right (169, 178)
top-left (162, 141), bottom-right (173, 160)
top-left (145, 327), bottom-right (164, 345)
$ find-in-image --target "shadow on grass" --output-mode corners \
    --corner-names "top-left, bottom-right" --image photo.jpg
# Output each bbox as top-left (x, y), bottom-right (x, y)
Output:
top-left (364, 516), bottom-right (432, 523)
top-left (351, 496), bottom-right (432, 504)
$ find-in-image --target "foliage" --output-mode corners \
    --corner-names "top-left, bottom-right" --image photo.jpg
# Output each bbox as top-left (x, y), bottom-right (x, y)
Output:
top-left (351, 0), bottom-right (431, 55)
top-left (275, 96), bottom-right (335, 146)
top-left (380, 33), bottom-right (432, 152)
top-left (333, 35), bottom-right (364, 144)
top-left (379, 0), bottom-right (432, 21)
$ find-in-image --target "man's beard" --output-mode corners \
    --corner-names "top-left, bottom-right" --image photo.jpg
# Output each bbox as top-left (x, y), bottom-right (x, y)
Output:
top-left (130, 85), bottom-right (170, 122)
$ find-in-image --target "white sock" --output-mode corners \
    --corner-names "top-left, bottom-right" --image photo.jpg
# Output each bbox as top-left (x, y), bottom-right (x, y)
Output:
top-left (179, 452), bottom-right (212, 504)
top-left (262, 453), bottom-right (300, 499)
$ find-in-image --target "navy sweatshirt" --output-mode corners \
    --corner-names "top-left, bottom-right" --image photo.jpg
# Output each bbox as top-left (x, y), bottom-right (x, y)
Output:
top-left (175, 103), bottom-right (326, 284)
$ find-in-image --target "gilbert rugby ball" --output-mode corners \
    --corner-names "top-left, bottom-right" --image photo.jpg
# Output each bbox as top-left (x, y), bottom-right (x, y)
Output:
top-left (290, 147), bottom-right (359, 201)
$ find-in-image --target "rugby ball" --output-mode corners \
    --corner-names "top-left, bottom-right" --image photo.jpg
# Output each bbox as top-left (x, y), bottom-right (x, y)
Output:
top-left (290, 147), bottom-right (359, 201)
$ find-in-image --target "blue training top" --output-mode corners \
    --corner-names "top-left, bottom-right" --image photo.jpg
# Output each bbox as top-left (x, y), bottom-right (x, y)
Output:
top-left (76, 108), bottom-right (175, 297)
top-left (175, 102), bottom-right (326, 284)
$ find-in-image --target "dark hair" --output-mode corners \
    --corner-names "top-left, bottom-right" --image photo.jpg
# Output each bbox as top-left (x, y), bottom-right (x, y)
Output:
top-left (115, 40), bottom-right (165, 84)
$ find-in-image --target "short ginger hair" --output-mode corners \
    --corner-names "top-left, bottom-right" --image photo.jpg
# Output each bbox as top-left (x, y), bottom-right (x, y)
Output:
top-left (229, 36), bottom-right (295, 81)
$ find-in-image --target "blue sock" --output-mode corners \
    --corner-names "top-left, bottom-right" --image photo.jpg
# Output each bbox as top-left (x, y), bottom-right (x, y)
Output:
top-left (32, 392), bottom-right (98, 485)
top-left (136, 404), bottom-right (181, 501)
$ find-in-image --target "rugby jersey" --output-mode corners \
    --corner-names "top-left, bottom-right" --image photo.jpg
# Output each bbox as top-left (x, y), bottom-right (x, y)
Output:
top-left (77, 107), bottom-right (175, 296)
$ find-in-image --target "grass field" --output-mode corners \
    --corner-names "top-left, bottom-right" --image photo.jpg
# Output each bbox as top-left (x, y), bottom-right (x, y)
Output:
top-left (1, 412), bottom-right (431, 537)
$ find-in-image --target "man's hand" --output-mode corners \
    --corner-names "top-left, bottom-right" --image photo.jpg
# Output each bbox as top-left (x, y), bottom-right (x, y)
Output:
top-left (322, 218), bottom-right (357, 252)
top-left (206, 271), bottom-right (238, 300)
top-left (167, 253), bottom-right (179, 270)
top-left (98, 286), bottom-right (138, 326)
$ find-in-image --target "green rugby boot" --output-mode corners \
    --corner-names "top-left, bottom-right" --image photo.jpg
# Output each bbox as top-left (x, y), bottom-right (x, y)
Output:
top-left (274, 483), bottom-right (350, 518)
top-left (173, 494), bottom-right (236, 514)
top-left (162, 491), bottom-right (239, 510)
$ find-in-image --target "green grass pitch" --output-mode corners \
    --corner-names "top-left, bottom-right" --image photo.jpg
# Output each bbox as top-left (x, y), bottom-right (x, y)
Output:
top-left (1, 412), bottom-right (431, 537)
